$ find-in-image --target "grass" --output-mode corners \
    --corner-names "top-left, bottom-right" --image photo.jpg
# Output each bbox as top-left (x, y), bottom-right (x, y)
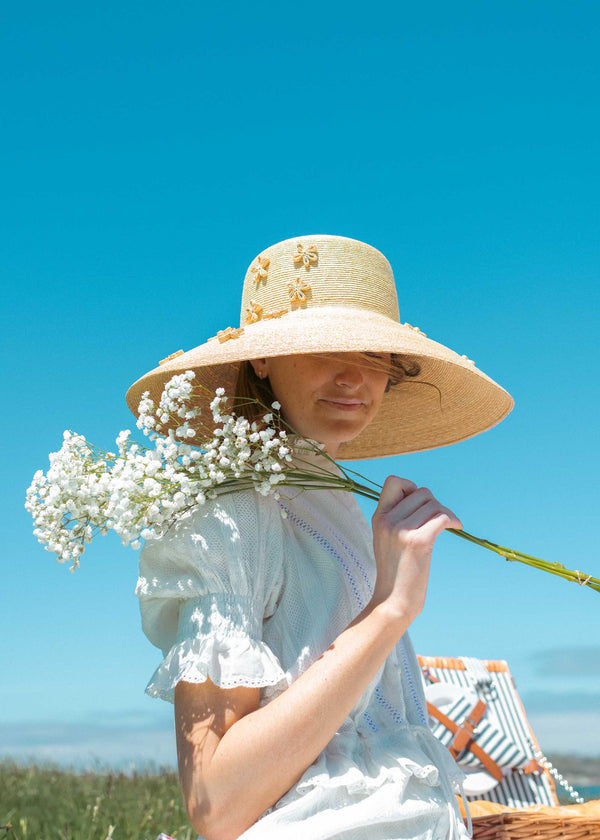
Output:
top-left (2, 757), bottom-right (598, 838)
top-left (0, 762), bottom-right (195, 840)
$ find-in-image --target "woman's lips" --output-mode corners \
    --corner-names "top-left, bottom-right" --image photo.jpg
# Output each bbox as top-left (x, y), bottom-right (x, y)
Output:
top-left (319, 398), bottom-right (365, 412)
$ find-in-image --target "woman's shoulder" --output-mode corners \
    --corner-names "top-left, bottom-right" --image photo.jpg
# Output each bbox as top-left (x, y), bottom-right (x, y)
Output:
top-left (138, 488), bottom-right (285, 587)
top-left (136, 490), bottom-right (283, 599)
top-left (169, 487), bottom-right (283, 540)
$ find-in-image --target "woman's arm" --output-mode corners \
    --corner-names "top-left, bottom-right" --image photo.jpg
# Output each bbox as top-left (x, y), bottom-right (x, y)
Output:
top-left (176, 601), bottom-right (408, 839)
top-left (175, 477), bottom-right (461, 840)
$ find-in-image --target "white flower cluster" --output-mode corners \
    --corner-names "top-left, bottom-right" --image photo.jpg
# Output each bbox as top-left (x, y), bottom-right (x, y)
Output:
top-left (25, 372), bottom-right (292, 570)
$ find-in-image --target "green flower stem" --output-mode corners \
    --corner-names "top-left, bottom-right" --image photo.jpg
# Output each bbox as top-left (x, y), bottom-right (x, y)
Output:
top-left (447, 528), bottom-right (600, 594)
top-left (274, 466), bottom-right (600, 596)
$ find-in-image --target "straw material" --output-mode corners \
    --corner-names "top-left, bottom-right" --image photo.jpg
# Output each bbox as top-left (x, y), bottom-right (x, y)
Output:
top-left (468, 800), bottom-right (600, 820)
top-left (126, 235), bottom-right (514, 459)
top-left (469, 801), bottom-right (600, 840)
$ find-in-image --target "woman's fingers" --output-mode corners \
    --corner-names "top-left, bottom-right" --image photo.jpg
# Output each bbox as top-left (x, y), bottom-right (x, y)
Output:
top-left (379, 482), bottom-right (461, 529)
top-left (374, 479), bottom-right (462, 547)
top-left (400, 500), bottom-right (462, 536)
top-left (394, 492), bottom-right (462, 531)
top-left (375, 475), bottom-right (418, 515)
top-left (371, 476), bottom-right (461, 622)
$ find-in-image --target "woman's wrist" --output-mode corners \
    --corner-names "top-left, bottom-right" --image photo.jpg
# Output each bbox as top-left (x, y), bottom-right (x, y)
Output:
top-left (363, 593), bottom-right (420, 635)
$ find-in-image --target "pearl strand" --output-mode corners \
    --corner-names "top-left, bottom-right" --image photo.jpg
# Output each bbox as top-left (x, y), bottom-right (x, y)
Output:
top-left (531, 744), bottom-right (585, 804)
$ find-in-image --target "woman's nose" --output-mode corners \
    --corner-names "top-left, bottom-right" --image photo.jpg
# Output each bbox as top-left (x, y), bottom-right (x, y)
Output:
top-left (334, 361), bottom-right (364, 388)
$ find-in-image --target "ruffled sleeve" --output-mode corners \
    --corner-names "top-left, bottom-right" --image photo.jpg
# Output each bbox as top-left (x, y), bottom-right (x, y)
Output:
top-left (135, 491), bottom-right (287, 703)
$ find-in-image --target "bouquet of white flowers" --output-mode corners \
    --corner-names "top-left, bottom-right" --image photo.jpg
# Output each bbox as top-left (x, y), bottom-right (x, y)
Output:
top-left (25, 371), bottom-right (600, 595)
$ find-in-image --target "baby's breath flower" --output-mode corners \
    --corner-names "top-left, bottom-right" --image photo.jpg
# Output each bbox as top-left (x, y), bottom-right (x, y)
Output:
top-left (26, 376), bottom-right (333, 572)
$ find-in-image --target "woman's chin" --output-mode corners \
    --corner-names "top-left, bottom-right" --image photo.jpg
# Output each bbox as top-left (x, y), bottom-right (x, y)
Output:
top-left (317, 424), bottom-right (371, 457)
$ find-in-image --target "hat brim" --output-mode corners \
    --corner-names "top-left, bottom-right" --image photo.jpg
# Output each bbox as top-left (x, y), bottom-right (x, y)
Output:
top-left (126, 306), bottom-right (513, 460)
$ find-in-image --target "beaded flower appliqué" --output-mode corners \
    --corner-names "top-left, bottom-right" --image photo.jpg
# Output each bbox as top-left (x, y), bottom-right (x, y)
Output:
top-left (404, 323), bottom-right (427, 337)
top-left (263, 308), bottom-right (289, 320)
top-left (293, 243), bottom-right (318, 269)
top-left (217, 327), bottom-right (245, 343)
top-left (287, 277), bottom-right (311, 303)
top-left (158, 349), bottom-right (184, 366)
top-left (251, 255), bottom-right (270, 286)
top-left (245, 300), bottom-right (264, 324)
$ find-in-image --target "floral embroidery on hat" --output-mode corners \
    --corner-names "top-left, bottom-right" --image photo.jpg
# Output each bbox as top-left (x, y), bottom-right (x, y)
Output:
top-left (217, 327), bottom-right (245, 343)
top-left (245, 300), bottom-right (264, 324)
top-left (461, 354), bottom-right (475, 365)
top-left (293, 243), bottom-right (318, 269)
top-left (404, 323), bottom-right (427, 337)
top-left (251, 255), bottom-right (270, 285)
top-left (287, 277), bottom-right (311, 303)
top-left (159, 349), bottom-right (184, 365)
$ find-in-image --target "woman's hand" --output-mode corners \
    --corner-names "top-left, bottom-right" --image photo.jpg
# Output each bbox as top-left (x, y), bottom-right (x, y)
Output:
top-left (370, 476), bottom-right (462, 623)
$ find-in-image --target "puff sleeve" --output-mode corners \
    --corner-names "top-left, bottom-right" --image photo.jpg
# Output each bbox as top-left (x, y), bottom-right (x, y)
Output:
top-left (135, 491), bottom-right (287, 703)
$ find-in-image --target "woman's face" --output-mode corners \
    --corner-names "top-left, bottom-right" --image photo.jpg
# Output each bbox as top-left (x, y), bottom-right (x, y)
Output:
top-left (250, 353), bottom-right (389, 458)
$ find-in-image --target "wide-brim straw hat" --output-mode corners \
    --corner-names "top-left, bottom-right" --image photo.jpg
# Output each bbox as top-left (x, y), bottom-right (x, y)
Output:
top-left (126, 234), bottom-right (513, 460)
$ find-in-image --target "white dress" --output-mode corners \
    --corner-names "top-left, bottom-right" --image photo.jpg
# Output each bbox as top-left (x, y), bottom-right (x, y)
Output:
top-left (136, 465), bottom-right (470, 840)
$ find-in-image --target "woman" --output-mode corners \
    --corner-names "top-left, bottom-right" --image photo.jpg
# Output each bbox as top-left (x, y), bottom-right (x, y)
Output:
top-left (128, 235), bottom-right (513, 840)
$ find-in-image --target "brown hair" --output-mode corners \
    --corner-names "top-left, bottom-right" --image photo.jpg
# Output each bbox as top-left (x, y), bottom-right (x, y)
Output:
top-left (232, 361), bottom-right (281, 426)
top-left (233, 353), bottom-right (421, 427)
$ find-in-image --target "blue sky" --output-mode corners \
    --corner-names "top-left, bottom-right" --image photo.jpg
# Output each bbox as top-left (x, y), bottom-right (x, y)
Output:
top-left (2, 0), bottom-right (599, 771)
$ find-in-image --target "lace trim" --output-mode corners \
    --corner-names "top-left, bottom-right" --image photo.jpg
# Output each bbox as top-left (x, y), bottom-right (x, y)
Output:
top-left (145, 633), bottom-right (288, 703)
top-left (375, 686), bottom-right (405, 725)
top-left (399, 638), bottom-right (428, 726)
top-left (148, 671), bottom-right (282, 698)
top-left (361, 710), bottom-right (380, 733)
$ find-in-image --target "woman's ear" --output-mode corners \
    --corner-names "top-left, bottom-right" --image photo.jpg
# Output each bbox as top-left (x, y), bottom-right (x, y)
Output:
top-left (250, 358), bottom-right (268, 380)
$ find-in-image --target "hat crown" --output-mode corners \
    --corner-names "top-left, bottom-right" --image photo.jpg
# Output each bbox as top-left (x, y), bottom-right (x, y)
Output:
top-left (239, 234), bottom-right (400, 328)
